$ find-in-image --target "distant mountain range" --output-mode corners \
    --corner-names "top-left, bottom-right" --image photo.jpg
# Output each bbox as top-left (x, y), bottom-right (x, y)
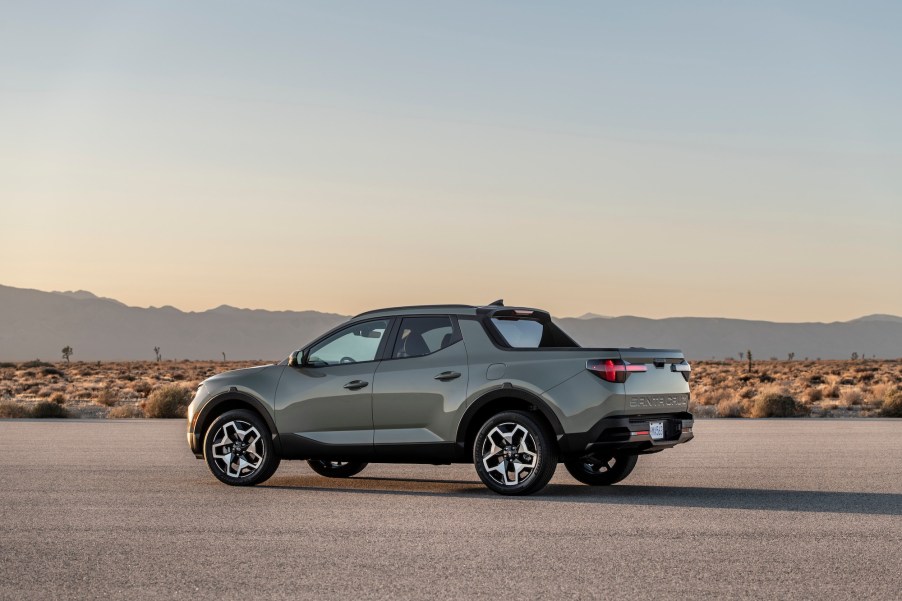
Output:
top-left (0, 284), bottom-right (899, 360)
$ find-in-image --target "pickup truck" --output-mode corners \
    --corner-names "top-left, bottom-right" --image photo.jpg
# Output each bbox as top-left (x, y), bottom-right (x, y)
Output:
top-left (187, 301), bottom-right (693, 495)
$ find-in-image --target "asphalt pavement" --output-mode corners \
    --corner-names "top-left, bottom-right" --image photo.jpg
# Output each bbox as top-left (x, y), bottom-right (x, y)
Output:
top-left (1, 419), bottom-right (900, 600)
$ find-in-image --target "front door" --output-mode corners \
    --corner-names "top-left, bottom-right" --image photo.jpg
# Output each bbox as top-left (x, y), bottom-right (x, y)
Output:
top-left (274, 318), bottom-right (391, 459)
top-left (372, 315), bottom-right (469, 461)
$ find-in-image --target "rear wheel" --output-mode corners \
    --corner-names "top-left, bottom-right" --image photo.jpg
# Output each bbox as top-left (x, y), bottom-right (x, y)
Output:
top-left (306, 460), bottom-right (368, 478)
top-left (564, 453), bottom-right (638, 486)
top-left (203, 409), bottom-right (280, 486)
top-left (473, 410), bottom-right (557, 495)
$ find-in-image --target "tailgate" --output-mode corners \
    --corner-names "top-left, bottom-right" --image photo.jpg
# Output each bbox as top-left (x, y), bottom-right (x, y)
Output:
top-left (619, 348), bottom-right (691, 414)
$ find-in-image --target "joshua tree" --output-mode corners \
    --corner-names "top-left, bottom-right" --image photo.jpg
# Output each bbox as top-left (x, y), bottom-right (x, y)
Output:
top-left (851, 352), bottom-right (859, 361)
top-left (221, 351), bottom-right (227, 362)
top-left (739, 352), bottom-right (745, 361)
top-left (746, 349), bottom-right (753, 373)
top-left (61, 345), bottom-right (73, 363)
top-left (787, 352), bottom-right (795, 362)
top-left (154, 346), bottom-right (162, 362)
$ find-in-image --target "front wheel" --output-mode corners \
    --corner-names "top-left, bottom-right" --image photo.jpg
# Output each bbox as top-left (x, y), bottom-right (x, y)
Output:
top-left (307, 460), bottom-right (368, 478)
top-left (564, 453), bottom-right (638, 486)
top-left (203, 409), bottom-right (280, 486)
top-left (473, 410), bottom-right (557, 495)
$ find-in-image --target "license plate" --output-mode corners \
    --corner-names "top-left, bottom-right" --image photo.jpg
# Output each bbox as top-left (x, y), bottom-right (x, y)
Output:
top-left (650, 422), bottom-right (665, 440)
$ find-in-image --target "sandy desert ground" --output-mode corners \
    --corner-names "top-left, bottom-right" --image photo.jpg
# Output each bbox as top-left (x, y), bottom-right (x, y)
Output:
top-left (0, 359), bottom-right (900, 419)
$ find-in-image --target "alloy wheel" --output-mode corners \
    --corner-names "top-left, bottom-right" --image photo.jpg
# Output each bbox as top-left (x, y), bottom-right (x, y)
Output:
top-left (480, 422), bottom-right (538, 486)
top-left (210, 419), bottom-right (265, 478)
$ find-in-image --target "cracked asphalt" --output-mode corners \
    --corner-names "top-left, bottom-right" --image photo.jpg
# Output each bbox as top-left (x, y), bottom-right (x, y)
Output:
top-left (1, 419), bottom-right (900, 600)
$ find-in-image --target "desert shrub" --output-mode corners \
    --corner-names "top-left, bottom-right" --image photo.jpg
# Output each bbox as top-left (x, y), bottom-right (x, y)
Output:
top-left (108, 404), bottom-right (144, 419)
top-left (804, 387), bottom-right (823, 403)
top-left (690, 403), bottom-right (717, 418)
top-left (42, 367), bottom-right (64, 377)
top-left (133, 380), bottom-right (154, 396)
top-left (880, 389), bottom-right (902, 418)
top-left (739, 387), bottom-right (757, 400)
top-left (716, 398), bottom-right (744, 418)
top-left (31, 401), bottom-right (67, 418)
top-left (807, 374), bottom-right (824, 385)
top-left (822, 383), bottom-right (840, 398)
top-left (696, 389), bottom-right (731, 406)
top-left (839, 388), bottom-right (864, 407)
top-left (751, 392), bottom-right (801, 418)
top-left (0, 401), bottom-right (31, 418)
top-left (868, 383), bottom-right (891, 407)
top-left (20, 360), bottom-right (52, 368)
top-left (94, 385), bottom-right (118, 407)
top-left (757, 373), bottom-right (775, 383)
top-left (840, 377), bottom-right (855, 385)
top-left (50, 392), bottom-right (66, 405)
top-left (0, 362), bottom-right (17, 369)
top-left (142, 384), bottom-right (192, 418)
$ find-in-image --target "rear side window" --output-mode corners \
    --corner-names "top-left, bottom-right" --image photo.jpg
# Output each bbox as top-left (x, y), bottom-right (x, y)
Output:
top-left (393, 316), bottom-right (457, 358)
top-left (489, 317), bottom-right (579, 348)
top-left (490, 318), bottom-right (544, 347)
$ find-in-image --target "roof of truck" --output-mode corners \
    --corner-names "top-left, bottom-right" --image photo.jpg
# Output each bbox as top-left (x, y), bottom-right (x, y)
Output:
top-left (349, 301), bottom-right (548, 321)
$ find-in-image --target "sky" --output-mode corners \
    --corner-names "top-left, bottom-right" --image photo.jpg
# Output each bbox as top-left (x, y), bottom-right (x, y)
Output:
top-left (1, 1), bottom-right (900, 322)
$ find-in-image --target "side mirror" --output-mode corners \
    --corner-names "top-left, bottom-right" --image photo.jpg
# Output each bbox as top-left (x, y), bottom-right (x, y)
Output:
top-left (288, 349), bottom-right (303, 367)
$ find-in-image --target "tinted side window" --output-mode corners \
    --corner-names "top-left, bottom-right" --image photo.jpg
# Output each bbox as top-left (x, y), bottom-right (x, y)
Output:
top-left (308, 319), bottom-right (389, 366)
top-left (490, 318), bottom-right (544, 348)
top-left (392, 316), bottom-right (455, 359)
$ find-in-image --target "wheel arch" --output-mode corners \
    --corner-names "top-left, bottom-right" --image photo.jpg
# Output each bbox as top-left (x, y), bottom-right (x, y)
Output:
top-left (193, 391), bottom-right (279, 453)
top-left (456, 387), bottom-right (563, 459)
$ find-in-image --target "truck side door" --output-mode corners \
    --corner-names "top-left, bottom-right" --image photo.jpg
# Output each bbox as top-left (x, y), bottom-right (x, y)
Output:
top-left (371, 315), bottom-right (469, 462)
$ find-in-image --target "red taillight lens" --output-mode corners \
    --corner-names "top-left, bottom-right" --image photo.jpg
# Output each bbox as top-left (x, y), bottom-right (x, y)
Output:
top-left (586, 359), bottom-right (647, 383)
top-left (604, 359), bottom-right (616, 382)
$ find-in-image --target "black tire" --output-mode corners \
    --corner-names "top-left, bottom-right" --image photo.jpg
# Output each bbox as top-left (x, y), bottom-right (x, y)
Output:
top-left (473, 410), bottom-right (558, 495)
top-left (564, 453), bottom-right (638, 486)
top-left (307, 460), bottom-right (368, 478)
top-left (203, 409), bottom-right (280, 486)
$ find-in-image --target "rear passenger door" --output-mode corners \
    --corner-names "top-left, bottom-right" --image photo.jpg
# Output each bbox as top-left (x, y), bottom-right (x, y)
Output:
top-left (372, 316), bottom-right (469, 460)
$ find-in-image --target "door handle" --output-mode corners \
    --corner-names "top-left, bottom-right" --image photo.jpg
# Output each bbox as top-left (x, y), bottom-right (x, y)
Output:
top-left (434, 371), bottom-right (461, 381)
top-left (343, 380), bottom-right (369, 390)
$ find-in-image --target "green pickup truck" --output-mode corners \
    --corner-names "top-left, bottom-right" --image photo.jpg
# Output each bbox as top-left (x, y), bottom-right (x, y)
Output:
top-left (187, 301), bottom-right (693, 495)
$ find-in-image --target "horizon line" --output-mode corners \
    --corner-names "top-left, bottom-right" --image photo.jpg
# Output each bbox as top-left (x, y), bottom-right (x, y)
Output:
top-left (2, 283), bottom-right (898, 326)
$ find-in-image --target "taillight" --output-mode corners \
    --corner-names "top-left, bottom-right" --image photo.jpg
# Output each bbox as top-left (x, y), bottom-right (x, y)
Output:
top-left (586, 359), bottom-right (647, 383)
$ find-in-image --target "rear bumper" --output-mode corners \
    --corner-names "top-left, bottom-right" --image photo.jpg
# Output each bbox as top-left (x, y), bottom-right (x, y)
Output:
top-left (558, 412), bottom-right (693, 459)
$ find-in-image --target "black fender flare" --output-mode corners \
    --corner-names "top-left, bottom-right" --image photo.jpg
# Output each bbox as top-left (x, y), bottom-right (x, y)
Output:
top-left (455, 385), bottom-right (564, 447)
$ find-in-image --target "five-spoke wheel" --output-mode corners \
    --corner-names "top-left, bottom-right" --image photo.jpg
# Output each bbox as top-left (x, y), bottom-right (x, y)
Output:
top-left (473, 410), bottom-right (557, 495)
top-left (211, 419), bottom-right (265, 478)
top-left (204, 409), bottom-right (280, 486)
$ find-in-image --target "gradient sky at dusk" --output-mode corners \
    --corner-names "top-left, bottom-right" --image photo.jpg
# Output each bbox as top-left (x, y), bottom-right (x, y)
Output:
top-left (1, 1), bottom-right (900, 321)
